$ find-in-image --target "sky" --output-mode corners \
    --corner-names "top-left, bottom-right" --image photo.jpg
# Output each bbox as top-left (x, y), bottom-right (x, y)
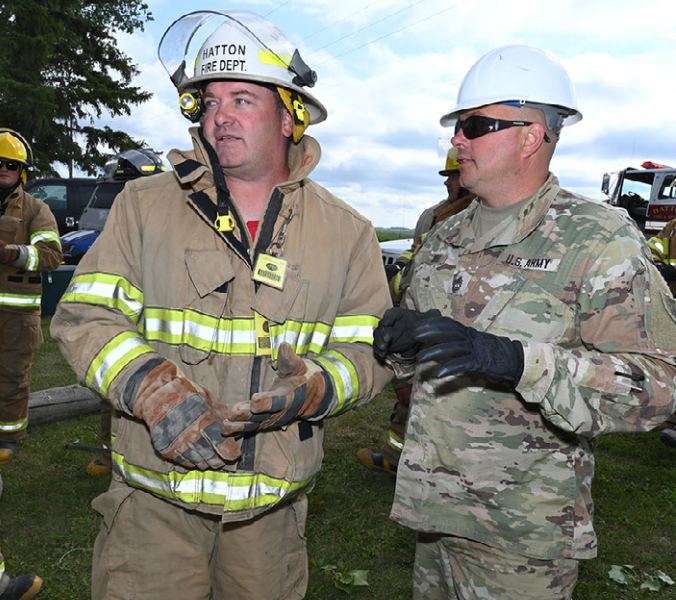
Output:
top-left (86, 0), bottom-right (676, 229)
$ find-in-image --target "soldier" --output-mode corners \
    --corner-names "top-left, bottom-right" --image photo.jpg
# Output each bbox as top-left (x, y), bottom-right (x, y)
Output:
top-left (51, 10), bottom-right (391, 599)
top-left (374, 45), bottom-right (676, 599)
top-left (0, 129), bottom-right (62, 464)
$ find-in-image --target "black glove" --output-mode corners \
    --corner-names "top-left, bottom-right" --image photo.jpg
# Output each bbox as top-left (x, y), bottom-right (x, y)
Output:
top-left (656, 261), bottom-right (676, 284)
top-left (414, 316), bottom-right (524, 385)
top-left (373, 307), bottom-right (441, 362)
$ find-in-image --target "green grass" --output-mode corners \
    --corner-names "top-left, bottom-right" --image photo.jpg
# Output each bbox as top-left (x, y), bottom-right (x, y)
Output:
top-left (1, 319), bottom-right (673, 598)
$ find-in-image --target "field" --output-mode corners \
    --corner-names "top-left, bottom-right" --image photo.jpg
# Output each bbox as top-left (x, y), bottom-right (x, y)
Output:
top-left (0, 318), bottom-right (673, 599)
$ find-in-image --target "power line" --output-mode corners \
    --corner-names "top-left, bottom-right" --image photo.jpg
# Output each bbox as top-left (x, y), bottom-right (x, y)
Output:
top-left (299, 0), bottom-right (387, 43)
top-left (265, 0), bottom-right (293, 17)
top-left (306, 0), bottom-right (433, 56)
top-left (316, 0), bottom-right (472, 65)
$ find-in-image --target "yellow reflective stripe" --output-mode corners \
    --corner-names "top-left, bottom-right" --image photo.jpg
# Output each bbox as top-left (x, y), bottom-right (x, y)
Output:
top-left (393, 269), bottom-right (403, 299)
top-left (314, 349), bottom-right (359, 415)
top-left (259, 50), bottom-right (291, 69)
top-left (0, 560), bottom-right (5, 581)
top-left (387, 429), bottom-right (404, 451)
top-left (111, 447), bottom-right (313, 513)
top-left (61, 273), bottom-right (144, 324)
top-left (31, 229), bottom-right (62, 247)
top-left (86, 332), bottom-right (156, 397)
top-left (399, 249), bottom-right (413, 261)
top-left (0, 415), bottom-right (28, 432)
top-left (269, 320), bottom-right (332, 355)
top-left (330, 315), bottom-right (378, 344)
top-left (143, 307), bottom-right (257, 355)
top-left (21, 245), bottom-right (39, 270)
top-left (0, 293), bottom-right (41, 307)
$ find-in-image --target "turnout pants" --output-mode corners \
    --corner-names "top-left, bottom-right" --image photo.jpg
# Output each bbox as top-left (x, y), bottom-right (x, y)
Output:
top-left (412, 533), bottom-right (579, 600)
top-left (91, 480), bottom-right (309, 600)
top-left (0, 311), bottom-right (42, 442)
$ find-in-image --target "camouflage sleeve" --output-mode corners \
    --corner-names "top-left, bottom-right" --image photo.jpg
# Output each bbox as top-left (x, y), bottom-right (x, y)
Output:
top-left (518, 229), bottom-right (676, 436)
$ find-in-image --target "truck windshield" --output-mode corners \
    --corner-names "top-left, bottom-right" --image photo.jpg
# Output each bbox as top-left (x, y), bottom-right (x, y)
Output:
top-left (89, 182), bottom-right (125, 209)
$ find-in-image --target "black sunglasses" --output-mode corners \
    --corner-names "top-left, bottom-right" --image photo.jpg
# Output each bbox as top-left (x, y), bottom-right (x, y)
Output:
top-left (0, 160), bottom-right (20, 171)
top-left (454, 115), bottom-right (535, 140)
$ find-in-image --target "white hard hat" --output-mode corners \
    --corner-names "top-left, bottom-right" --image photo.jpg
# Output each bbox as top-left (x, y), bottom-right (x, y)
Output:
top-left (158, 10), bottom-right (327, 124)
top-left (440, 45), bottom-right (581, 131)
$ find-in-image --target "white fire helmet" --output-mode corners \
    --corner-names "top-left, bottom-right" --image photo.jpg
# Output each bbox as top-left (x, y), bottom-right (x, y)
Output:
top-left (440, 44), bottom-right (582, 134)
top-left (158, 10), bottom-right (327, 125)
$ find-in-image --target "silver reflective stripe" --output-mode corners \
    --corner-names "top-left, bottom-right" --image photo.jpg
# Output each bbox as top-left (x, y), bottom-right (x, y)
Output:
top-left (0, 294), bottom-right (40, 307)
top-left (25, 245), bottom-right (39, 271)
top-left (91, 336), bottom-right (149, 393)
top-left (0, 416), bottom-right (28, 432)
top-left (69, 280), bottom-right (144, 318)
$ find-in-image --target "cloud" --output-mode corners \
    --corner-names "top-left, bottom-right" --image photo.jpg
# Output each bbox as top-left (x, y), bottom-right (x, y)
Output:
top-left (80, 0), bottom-right (676, 227)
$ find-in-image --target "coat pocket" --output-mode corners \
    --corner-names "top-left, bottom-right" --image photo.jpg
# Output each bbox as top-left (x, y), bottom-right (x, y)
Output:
top-left (180, 249), bottom-right (236, 364)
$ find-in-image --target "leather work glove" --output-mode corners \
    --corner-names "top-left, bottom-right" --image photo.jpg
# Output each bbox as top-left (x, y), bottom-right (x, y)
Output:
top-left (373, 307), bottom-right (441, 362)
top-left (655, 261), bottom-right (676, 284)
top-left (0, 240), bottom-right (18, 265)
top-left (125, 359), bottom-right (241, 469)
top-left (414, 316), bottom-right (525, 386)
top-left (221, 342), bottom-right (334, 435)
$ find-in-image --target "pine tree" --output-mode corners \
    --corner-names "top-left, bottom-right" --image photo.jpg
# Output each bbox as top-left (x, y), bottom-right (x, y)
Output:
top-left (0, 0), bottom-right (153, 176)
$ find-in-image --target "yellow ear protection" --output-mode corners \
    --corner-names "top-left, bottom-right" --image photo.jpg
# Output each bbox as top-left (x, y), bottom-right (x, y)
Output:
top-left (276, 87), bottom-right (311, 143)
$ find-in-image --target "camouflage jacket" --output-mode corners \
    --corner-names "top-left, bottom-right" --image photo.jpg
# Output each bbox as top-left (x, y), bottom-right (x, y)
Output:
top-left (391, 174), bottom-right (676, 560)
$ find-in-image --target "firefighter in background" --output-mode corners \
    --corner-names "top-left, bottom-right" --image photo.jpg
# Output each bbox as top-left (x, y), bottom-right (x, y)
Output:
top-left (357, 147), bottom-right (473, 476)
top-left (648, 219), bottom-right (676, 447)
top-left (0, 129), bottom-right (62, 464)
top-left (0, 475), bottom-right (44, 599)
top-left (51, 10), bottom-right (391, 599)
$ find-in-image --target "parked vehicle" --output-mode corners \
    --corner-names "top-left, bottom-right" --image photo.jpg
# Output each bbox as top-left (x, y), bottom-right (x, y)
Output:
top-left (23, 177), bottom-right (97, 235)
top-left (602, 161), bottom-right (676, 236)
top-left (380, 238), bottom-right (413, 265)
top-left (60, 149), bottom-right (166, 264)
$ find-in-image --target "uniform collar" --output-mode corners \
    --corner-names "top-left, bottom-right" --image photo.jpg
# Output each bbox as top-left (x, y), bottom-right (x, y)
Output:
top-left (167, 127), bottom-right (322, 191)
top-left (445, 173), bottom-right (560, 252)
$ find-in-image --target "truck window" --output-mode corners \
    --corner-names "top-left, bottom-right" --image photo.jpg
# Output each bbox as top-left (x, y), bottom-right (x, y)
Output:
top-left (657, 174), bottom-right (676, 200)
top-left (27, 183), bottom-right (68, 210)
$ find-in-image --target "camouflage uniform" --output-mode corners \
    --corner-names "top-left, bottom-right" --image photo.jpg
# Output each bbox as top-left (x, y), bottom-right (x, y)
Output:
top-left (391, 175), bottom-right (676, 595)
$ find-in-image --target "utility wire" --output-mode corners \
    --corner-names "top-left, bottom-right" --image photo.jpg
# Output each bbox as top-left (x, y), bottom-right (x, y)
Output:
top-left (299, 0), bottom-right (387, 43)
top-left (265, 0), bottom-right (293, 17)
top-left (316, 0), bottom-right (471, 65)
top-left (306, 0), bottom-right (433, 56)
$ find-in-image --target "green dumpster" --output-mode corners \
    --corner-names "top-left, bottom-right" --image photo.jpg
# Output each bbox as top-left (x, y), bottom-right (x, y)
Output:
top-left (41, 265), bottom-right (76, 317)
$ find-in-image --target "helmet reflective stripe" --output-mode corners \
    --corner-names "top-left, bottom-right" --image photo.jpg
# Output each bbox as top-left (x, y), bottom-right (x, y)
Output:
top-left (159, 10), bottom-right (327, 124)
top-left (441, 45), bottom-right (581, 130)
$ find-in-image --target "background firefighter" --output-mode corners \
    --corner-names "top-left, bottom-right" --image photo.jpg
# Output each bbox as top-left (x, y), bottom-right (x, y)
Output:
top-left (0, 128), bottom-right (62, 464)
top-left (357, 147), bottom-right (474, 477)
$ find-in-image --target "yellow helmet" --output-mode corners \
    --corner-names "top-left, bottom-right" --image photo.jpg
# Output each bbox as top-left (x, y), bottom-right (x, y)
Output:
top-left (439, 147), bottom-right (460, 176)
top-left (0, 128), bottom-right (33, 184)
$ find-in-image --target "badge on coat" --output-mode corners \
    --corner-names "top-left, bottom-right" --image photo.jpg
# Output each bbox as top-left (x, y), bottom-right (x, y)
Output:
top-left (252, 253), bottom-right (288, 290)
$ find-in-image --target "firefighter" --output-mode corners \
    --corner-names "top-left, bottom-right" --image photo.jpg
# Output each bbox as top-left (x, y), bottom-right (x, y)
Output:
top-left (357, 147), bottom-right (474, 476)
top-left (0, 129), bottom-right (62, 464)
top-left (51, 10), bottom-right (391, 599)
top-left (648, 219), bottom-right (676, 447)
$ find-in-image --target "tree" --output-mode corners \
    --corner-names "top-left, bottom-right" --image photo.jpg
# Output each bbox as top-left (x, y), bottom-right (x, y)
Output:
top-left (0, 0), bottom-right (154, 177)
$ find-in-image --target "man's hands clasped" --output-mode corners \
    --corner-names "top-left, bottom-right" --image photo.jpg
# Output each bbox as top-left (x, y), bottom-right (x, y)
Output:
top-left (220, 342), bottom-right (333, 436)
top-left (374, 307), bottom-right (525, 386)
